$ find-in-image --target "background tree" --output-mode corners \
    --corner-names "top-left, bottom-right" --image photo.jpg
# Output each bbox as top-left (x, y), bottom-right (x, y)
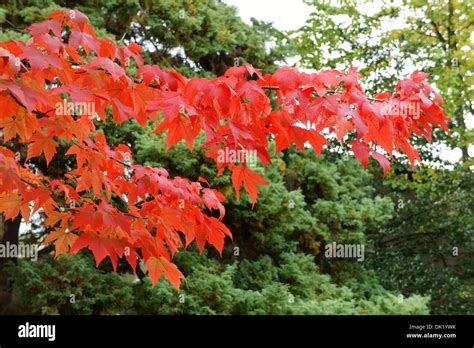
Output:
top-left (291, 0), bottom-right (473, 314)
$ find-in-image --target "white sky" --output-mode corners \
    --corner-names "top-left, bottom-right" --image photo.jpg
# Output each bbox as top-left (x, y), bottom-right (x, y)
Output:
top-left (223, 0), bottom-right (407, 31)
top-left (224, 0), bottom-right (312, 31)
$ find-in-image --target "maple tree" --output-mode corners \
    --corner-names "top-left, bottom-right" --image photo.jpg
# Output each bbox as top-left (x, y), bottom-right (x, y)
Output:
top-left (0, 10), bottom-right (448, 289)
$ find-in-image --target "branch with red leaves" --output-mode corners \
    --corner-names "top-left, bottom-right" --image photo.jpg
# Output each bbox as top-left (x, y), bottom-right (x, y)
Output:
top-left (0, 10), bottom-right (448, 289)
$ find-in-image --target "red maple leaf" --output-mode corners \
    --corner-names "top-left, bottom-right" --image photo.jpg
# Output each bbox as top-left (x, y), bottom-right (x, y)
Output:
top-left (231, 166), bottom-right (268, 206)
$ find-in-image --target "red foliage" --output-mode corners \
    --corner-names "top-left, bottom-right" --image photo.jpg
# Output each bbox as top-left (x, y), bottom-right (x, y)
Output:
top-left (0, 10), bottom-right (448, 289)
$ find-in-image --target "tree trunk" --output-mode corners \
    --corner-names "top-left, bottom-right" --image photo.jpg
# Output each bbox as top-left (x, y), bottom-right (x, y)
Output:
top-left (0, 214), bottom-right (21, 314)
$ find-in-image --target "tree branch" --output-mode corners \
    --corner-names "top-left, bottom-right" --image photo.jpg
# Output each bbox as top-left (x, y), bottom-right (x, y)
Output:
top-left (430, 20), bottom-right (446, 46)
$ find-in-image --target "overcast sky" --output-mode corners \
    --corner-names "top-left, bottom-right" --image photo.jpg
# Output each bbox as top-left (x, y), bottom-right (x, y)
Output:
top-left (223, 0), bottom-right (312, 31)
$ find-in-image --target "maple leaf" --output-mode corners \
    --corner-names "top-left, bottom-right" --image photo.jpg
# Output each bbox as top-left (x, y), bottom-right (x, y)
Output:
top-left (400, 140), bottom-right (421, 170)
top-left (206, 217), bottom-right (232, 255)
top-left (112, 97), bottom-right (134, 124)
top-left (306, 130), bottom-right (328, 156)
top-left (136, 65), bottom-right (163, 85)
top-left (154, 114), bottom-right (199, 151)
top-left (19, 46), bottom-right (62, 72)
top-left (44, 227), bottom-right (78, 256)
top-left (49, 180), bottom-right (81, 205)
top-left (245, 64), bottom-right (263, 79)
top-left (202, 188), bottom-right (226, 219)
top-left (34, 33), bottom-right (63, 54)
top-left (66, 10), bottom-right (90, 30)
top-left (0, 193), bottom-right (22, 221)
top-left (231, 166), bottom-right (268, 206)
top-left (44, 210), bottom-right (72, 228)
top-left (69, 233), bottom-right (115, 268)
top-left (371, 151), bottom-right (391, 175)
top-left (350, 140), bottom-right (371, 169)
top-left (65, 144), bottom-right (88, 169)
top-left (145, 256), bottom-right (183, 289)
top-left (26, 133), bottom-right (59, 166)
top-left (22, 187), bottom-right (57, 214)
top-left (82, 57), bottom-right (128, 81)
top-left (378, 118), bottom-right (394, 154)
top-left (351, 141), bottom-right (391, 174)
top-left (0, 106), bottom-right (37, 141)
top-left (28, 19), bottom-right (62, 38)
top-left (123, 42), bottom-right (144, 67)
top-left (69, 28), bottom-right (100, 55)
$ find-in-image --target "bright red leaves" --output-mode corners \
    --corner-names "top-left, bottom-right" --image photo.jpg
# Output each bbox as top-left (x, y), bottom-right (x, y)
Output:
top-left (0, 10), bottom-right (448, 289)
